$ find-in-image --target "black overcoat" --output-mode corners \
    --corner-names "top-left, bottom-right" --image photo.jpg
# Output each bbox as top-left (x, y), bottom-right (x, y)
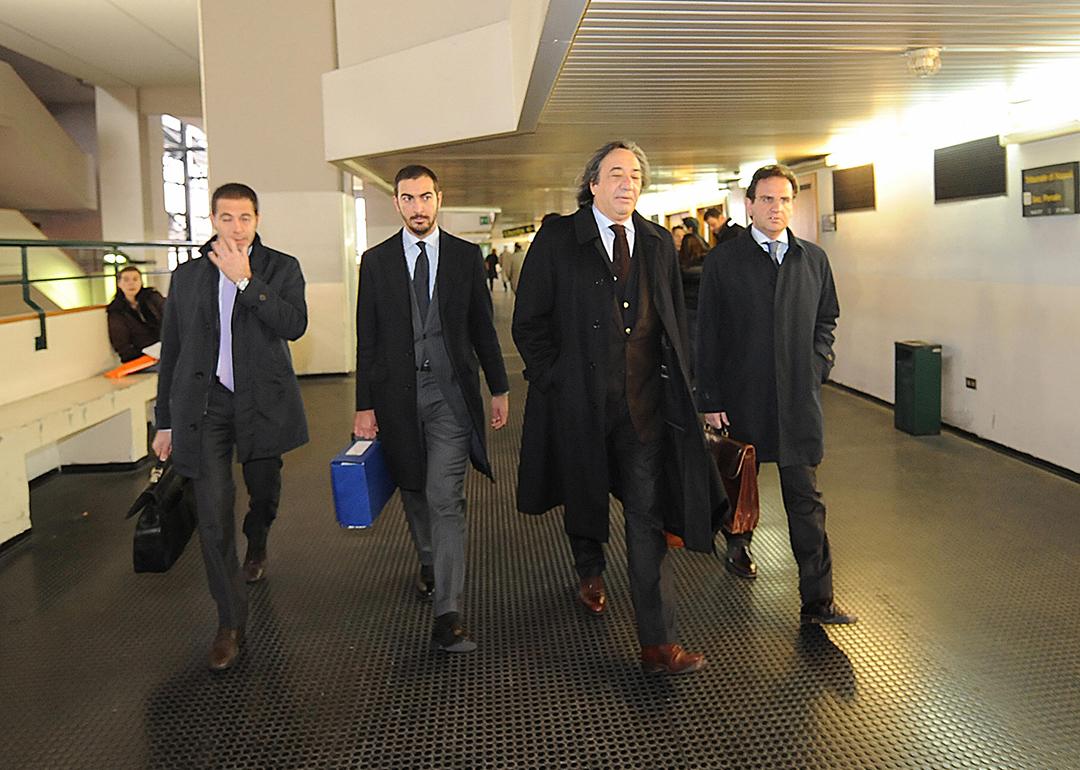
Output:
top-left (355, 229), bottom-right (509, 491)
top-left (156, 235), bottom-right (309, 478)
top-left (695, 228), bottom-right (839, 466)
top-left (512, 208), bottom-right (726, 553)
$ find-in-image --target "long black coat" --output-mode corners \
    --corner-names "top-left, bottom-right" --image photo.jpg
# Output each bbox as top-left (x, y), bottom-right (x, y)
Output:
top-left (355, 229), bottom-right (509, 491)
top-left (512, 208), bottom-right (726, 553)
top-left (696, 228), bottom-right (839, 466)
top-left (156, 235), bottom-right (309, 478)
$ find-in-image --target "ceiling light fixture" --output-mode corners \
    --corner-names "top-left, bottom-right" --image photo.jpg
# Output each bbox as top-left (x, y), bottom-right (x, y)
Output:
top-left (905, 47), bottom-right (942, 77)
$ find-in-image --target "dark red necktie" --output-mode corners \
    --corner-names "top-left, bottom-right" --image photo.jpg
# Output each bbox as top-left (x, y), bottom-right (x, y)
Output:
top-left (610, 224), bottom-right (630, 284)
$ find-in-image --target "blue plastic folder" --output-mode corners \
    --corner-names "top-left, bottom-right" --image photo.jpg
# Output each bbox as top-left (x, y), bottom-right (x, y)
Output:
top-left (330, 439), bottom-right (396, 528)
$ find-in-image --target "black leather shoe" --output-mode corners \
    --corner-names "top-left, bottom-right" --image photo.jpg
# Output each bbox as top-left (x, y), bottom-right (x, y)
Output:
top-left (208, 627), bottom-right (245, 671)
top-left (725, 545), bottom-right (758, 580)
top-left (243, 547), bottom-right (267, 583)
top-left (801, 601), bottom-right (858, 625)
top-left (414, 565), bottom-right (435, 601)
top-left (431, 613), bottom-right (477, 653)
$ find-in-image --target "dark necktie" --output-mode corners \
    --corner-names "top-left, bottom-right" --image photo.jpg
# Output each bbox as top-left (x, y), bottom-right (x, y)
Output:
top-left (414, 240), bottom-right (430, 318)
top-left (768, 240), bottom-right (781, 267)
top-left (610, 224), bottom-right (630, 284)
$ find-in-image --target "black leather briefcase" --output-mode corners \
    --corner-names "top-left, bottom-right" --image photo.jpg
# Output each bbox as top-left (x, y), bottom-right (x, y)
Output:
top-left (126, 460), bottom-right (196, 573)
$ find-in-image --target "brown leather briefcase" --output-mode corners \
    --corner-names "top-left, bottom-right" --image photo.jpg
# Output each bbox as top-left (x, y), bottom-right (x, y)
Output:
top-left (704, 425), bottom-right (760, 535)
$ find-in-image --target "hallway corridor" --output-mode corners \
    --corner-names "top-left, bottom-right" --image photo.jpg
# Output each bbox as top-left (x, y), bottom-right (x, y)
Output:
top-left (2, 291), bottom-right (1078, 769)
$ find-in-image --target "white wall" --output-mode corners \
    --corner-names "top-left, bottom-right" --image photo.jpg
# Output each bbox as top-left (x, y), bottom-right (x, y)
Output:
top-left (817, 133), bottom-right (1080, 472)
top-left (0, 307), bottom-right (116, 407)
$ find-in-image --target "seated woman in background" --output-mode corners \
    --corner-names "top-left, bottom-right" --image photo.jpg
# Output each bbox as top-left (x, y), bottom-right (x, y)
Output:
top-left (107, 265), bottom-right (166, 362)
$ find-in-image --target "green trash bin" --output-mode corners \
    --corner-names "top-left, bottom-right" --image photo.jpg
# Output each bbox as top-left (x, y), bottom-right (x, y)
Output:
top-left (894, 340), bottom-right (941, 435)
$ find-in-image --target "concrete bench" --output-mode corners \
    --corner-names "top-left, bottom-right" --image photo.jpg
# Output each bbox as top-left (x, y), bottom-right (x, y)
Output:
top-left (0, 372), bottom-right (157, 544)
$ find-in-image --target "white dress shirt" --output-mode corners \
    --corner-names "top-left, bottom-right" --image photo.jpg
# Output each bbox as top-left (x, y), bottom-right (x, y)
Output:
top-left (402, 225), bottom-right (440, 298)
top-left (750, 225), bottom-right (789, 265)
top-left (592, 205), bottom-right (636, 262)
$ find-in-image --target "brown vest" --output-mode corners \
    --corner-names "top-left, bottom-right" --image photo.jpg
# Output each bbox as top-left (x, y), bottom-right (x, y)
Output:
top-left (605, 252), bottom-right (663, 442)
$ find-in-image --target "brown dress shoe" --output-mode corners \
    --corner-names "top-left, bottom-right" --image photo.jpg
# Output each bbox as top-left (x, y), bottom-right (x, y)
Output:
top-left (243, 548), bottom-right (267, 583)
top-left (640, 644), bottom-right (707, 675)
top-left (208, 627), bottom-right (245, 672)
top-left (577, 576), bottom-right (607, 615)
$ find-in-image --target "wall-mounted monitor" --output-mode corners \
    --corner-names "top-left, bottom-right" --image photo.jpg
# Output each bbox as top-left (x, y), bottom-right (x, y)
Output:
top-left (832, 164), bottom-right (876, 211)
top-left (934, 136), bottom-right (1006, 203)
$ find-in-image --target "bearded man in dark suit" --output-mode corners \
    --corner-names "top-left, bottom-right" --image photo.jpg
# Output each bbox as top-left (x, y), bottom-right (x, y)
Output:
top-left (353, 165), bottom-right (509, 653)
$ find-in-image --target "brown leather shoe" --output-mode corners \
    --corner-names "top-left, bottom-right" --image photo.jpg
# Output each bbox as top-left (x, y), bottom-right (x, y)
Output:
top-left (208, 627), bottom-right (245, 672)
top-left (577, 576), bottom-right (607, 615)
top-left (243, 548), bottom-right (267, 583)
top-left (640, 644), bottom-right (706, 675)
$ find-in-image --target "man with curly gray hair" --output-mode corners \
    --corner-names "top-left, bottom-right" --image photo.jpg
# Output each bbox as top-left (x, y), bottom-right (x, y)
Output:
top-left (513, 140), bottom-right (726, 675)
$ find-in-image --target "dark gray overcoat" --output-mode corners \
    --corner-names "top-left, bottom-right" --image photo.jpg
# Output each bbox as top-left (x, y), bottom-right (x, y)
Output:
top-left (695, 228), bottom-right (839, 466)
top-left (354, 229), bottom-right (509, 491)
top-left (156, 235), bottom-right (309, 478)
top-left (512, 208), bottom-right (726, 553)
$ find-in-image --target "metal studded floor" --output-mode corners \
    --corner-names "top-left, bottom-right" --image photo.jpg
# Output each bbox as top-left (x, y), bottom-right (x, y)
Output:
top-left (3, 290), bottom-right (1080, 769)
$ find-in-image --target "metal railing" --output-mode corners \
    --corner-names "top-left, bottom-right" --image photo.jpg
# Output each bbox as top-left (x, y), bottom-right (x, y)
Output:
top-left (0, 239), bottom-right (200, 351)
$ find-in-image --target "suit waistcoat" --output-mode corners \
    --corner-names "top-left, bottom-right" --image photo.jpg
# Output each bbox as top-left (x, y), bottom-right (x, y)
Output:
top-left (605, 250), bottom-right (663, 442)
top-left (410, 282), bottom-right (470, 428)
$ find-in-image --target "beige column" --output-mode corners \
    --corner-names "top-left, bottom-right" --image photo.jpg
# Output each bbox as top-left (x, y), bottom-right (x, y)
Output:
top-left (198, 0), bottom-right (355, 375)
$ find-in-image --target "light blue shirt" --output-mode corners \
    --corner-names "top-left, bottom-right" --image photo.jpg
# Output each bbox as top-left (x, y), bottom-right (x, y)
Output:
top-left (402, 226), bottom-right (439, 299)
top-left (592, 205), bottom-right (636, 262)
top-left (750, 225), bottom-right (789, 265)
top-left (215, 243), bottom-right (254, 391)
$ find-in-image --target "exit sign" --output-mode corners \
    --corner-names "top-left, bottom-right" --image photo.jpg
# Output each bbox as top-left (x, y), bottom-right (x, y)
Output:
top-left (479, 215), bottom-right (491, 225)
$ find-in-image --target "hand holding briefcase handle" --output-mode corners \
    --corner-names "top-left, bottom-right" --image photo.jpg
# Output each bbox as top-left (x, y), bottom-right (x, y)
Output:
top-left (702, 421), bottom-right (760, 535)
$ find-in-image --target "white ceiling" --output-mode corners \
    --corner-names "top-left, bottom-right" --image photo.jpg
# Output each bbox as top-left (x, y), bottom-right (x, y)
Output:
top-left (3, 1), bottom-right (1080, 226)
top-left (0, 0), bottom-right (199, 88)
top-left (358, 0), bottom-right (1080, 223)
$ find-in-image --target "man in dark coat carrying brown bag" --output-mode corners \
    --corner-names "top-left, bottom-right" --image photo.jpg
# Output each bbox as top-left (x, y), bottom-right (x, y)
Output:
top-left (696, 164), bottom-right (857, 626)
top-left (513, 140), bottom-right (726, 675)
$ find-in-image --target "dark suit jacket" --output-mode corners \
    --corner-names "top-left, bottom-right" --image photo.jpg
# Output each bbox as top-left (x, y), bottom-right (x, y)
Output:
top-left (696, 228), bottom-right (838, 466)
top-left (355, 228), bottom-right (508, 491)
top-left (156, 235), bottom-right (309, 478)
top-left (512, 207), bottom-right (725, 553)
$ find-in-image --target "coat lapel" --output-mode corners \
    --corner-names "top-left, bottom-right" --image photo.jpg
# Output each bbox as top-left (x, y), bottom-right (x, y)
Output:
top-left (573, 207), bottom-right (612, 273)
top-left (435, 229), bottom-right (459, 312)
top-left (389, 229), bottom-right (414, 324)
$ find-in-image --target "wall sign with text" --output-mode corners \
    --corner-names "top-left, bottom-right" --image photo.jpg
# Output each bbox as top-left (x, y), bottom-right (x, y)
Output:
top-left (1022, 162), bottom-right (1079, 217)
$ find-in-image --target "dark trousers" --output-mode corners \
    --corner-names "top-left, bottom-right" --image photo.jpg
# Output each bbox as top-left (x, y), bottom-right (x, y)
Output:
top-left (191, 380), bottom-right (283, 629)
top-left (399, 371), bottom-right (472, 619)
top-left (725, 464), bottom-right (833, 607)
top-left (569, 407), bottom-right (675, 647)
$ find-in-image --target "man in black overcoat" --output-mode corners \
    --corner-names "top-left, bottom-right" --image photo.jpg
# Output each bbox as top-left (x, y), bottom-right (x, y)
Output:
top-left (153, 183), bottom-right (309, 670)
top-left (353, 165), bottom-right (508, 653)
top-left (696, 164), bottom-right (857, 626)
top-left (513, 141), bottom-right (726, 674)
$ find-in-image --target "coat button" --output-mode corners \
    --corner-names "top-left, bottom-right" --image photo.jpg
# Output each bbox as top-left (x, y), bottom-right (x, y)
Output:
top-left (259, 293), bottom-right (267, 301)
top-left (189, 423), bottom-right (197, 431)
top-left (623, 301), bottom-right (630, 309)
top-left (195, 372), bottom-right (204, 380)
top-left (624, 327), bottom-right (631, 335)
top-left (592, 321), bottom-right (600, 329)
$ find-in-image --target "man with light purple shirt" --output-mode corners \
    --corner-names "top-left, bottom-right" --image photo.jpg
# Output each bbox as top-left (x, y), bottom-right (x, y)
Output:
top-left (152, 183), bottom-right (309, 671)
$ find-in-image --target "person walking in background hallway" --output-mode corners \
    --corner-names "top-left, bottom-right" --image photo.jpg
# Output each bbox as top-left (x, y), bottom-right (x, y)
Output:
top-left (513, 140), bottom-right (725, 675)
top-left (696, 164), bottom-right (857, 626)
top-left (152, 182), bottom-right (309, 671)
top-left (353, 165), bottom-right (509, 653)
top-left (704, 206), bottom-right (744, 246)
